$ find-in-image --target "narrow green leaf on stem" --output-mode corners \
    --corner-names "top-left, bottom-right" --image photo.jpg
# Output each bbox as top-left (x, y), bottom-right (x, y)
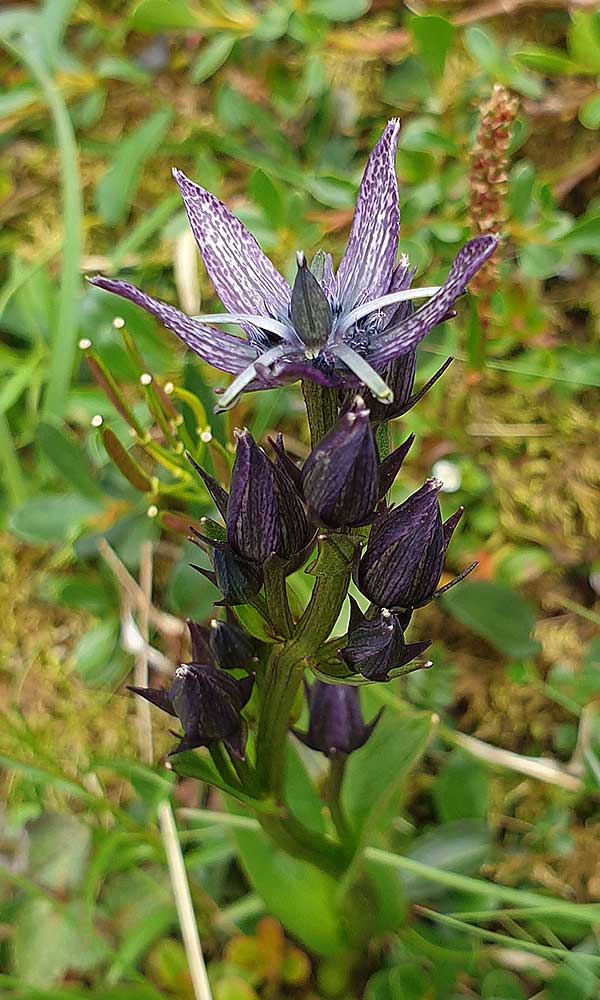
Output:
top-left (2, 33), bottom-right (83, 419)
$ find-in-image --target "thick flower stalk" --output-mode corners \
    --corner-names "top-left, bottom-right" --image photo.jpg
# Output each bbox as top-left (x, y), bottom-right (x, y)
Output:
top-left (99, 120), bottom-right (498, 885)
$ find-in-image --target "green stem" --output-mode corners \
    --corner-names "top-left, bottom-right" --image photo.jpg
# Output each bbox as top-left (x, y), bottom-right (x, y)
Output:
top-left (254, 645), bottom-right (304, 797)
top-left (301, 381), bottom-right (338, 445)
top-left (294, 567), bottom-right (352, 655)
top-left (209, 743), bottom-right (243, 791)
top-left (263, 556), bottom-right (294, 639)
top-left (326, 754), bottom-right (353, 847)
top-left (259, 813), bottom-right (346, 877)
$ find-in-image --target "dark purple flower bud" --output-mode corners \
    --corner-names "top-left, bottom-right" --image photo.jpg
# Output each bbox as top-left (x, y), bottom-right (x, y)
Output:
top-left (301, 396), bottom-right (379, 528)
top-left (290, 251), bottom-right (332, 354)
top-left (357, 479), bottom-right (446, 610)
top-left (209, 616), bottom-right (258, 671)
top-left (128, 662), bottom-right (254, 758)
top-left (212, 545), bottom-right (263, 605)
top-left (227, 429), bottom-right (310, 563)
top-left (293, 681), bottom-right (382, 757)
top-left (186, 618), bottom-right (213, 664)
top-left (340, 606), bottom-right (431, 682)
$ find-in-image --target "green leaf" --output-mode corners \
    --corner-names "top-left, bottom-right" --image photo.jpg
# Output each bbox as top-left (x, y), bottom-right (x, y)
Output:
top-left (401, 820), bottom-right (493, 903)
top-left (441, 581), bottom-right (541, 657)
top-left (559, 214), bottom-right (600, 256)
top-left (74, 618), bottom-right (126, 686)
top-left (464, 26), bottom-right (502, 74)
top-left (342, 710), bottom-right (432, 838)
top-left (284, 743), bottom-right (325, 834)
top-left (579, 92), bottom-right (600, 129)
top-left (129, 0), bottom-right (198, 32)
top-left (95, 109), bottom-right (173, 226)
top-left (433, 750), bottom-right (489, 823)
top-left (568, 12), bottom-right (600, 73)
top-left (170, 751), bottom-right (261, 810)
top-left (508, 160), bottom-right (536, 221)
top-left (308, 0), bottom-right (369, 22)
top-left (409, 15), bottom-right (455, 79)
top-left (9, 493), bottom-right (103, 545)
top-left (191, 34), bottom-right (235, 83)
top-left (249, 168), bottom-right (285, 229)
top-left (13, 899), bottom-right (107, 987)
top-left (515, 46), bottom-right (584, 76)
top-left (27, 813), bottom-right (90, 891)
top-left (482, 970), bottom-right (527, 1000)
top-left (231, 823), bottom-right (345, 955)
top-left (38, 420), bottom-right (102, 498)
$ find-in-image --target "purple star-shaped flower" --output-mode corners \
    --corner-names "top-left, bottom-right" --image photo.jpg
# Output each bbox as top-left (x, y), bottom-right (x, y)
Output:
top-left (89, 120), bottom-right (498, 411)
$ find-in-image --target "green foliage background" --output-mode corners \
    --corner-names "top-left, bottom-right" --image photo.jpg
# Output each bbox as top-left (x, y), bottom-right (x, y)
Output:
top-left (1, 1), bottom-right (599, 997)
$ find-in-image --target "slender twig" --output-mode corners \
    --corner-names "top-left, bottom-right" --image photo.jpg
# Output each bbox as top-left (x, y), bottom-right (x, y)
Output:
top-left (97, 538), bottom-right (185, 637)
top-left (446, 730), bottom-right (583, 792)
top-left (135, 541), bottom-right (154, 765)
top-left (158, 801), bottom-right (213, 1000)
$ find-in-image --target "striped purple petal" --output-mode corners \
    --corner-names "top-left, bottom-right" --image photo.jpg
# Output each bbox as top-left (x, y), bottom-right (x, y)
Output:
top-left (88, 277), bottom-right (256, 375)
top-left (367, 235), bottom-right (499, 369)
top-left (173, 169), bottom-right (291, 319)
top-left (336, 119), bottom-right (401, 310)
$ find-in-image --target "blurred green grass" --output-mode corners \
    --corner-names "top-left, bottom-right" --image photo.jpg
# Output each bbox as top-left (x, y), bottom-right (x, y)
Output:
top-left (1, 1), bottom-right (600, 997)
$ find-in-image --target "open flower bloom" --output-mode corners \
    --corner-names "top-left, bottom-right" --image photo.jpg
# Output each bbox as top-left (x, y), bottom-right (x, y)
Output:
top-left (89, 120), bottom-right (499, 411)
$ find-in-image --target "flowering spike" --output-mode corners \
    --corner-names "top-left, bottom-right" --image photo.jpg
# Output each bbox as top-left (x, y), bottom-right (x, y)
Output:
top-left (357, 479), bottom-right (446, 611)
top-left (293, 681), bottom-right (382, 757)
top-left (302, 396), bottom-right (379, 528)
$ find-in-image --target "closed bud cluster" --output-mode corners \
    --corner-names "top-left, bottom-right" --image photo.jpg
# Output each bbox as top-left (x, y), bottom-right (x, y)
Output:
top-left (293, 681), bottom-right (382, 757)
